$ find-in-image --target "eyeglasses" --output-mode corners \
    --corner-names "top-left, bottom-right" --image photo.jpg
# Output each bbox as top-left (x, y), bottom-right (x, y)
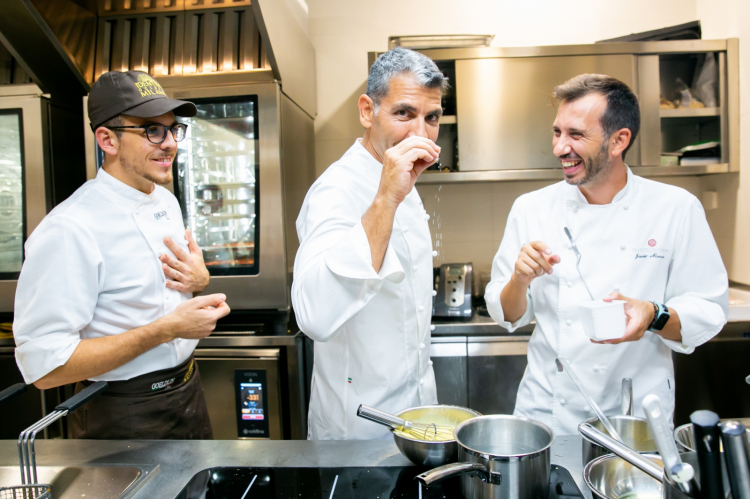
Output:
top-left (107, 123), bottom-right (188, 144)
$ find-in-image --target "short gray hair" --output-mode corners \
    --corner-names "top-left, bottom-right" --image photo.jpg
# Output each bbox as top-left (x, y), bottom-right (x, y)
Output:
top-left (367, 47), bottom-right (449, 107)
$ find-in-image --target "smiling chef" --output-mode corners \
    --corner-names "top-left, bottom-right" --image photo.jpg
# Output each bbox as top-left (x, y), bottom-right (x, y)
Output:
top-left (13, 70), bottom-right (230, 439)
top-left (485, 74), bottom-right (729, 435)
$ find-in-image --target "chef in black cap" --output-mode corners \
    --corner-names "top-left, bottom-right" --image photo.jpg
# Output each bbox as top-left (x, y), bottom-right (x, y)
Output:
top-left (13, 70), bottom-right (230, 439)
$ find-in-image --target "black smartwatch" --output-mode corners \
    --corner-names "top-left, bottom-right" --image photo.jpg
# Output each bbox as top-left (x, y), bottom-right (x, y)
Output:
top-left (648, 302), bottom-right (670, 331)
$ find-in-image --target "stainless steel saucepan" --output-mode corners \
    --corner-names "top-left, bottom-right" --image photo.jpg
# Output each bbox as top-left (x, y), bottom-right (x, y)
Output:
top-left (416, 415), bottom-right (554, 499)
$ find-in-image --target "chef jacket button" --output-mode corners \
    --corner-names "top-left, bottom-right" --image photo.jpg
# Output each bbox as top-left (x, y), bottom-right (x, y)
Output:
top-left (420, 343), bottom-right (425, 349)
top-left (567, 281), bottom-right (573, 288)
top-left (432, 250), bottom-right (438, 257)
top-left (430, 325), bottom-right (435, 331)
top-left (573, 206), bottom-right (578, 213)
top-left (566, 319), bottom-right (572, 326)
top-left (560, 399), bottom-right (566, 405)
top-left (419, 305), bottom-right (425, 312)
top-left (424, 213), bottom-right (430, 220)
top-left (429, 360), bottom-right (434, 366)
top-left (613, 285), bottom-right (620, 291)
top-left (412, 265), bottom-right (418, 272)
top-left (566, 243), bottom-right (572, 250)
top-left (420, 380), bottom-right (424, 386)
top-left (620, 244), bottom-right (626, 250)
top-left (623, 205), bottom-right (629, 210)
top-left (403, 226), bottom-right (409, 232)
top-left (432, 290), bottom-right (437, 297)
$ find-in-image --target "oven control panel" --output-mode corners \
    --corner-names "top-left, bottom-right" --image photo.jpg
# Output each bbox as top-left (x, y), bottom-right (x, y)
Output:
top-left (234, 369), bottom-right (269, 438)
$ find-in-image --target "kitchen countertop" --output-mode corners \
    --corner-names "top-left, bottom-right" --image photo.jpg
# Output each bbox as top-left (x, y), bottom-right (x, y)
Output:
top-left (0, 435), bottom-right (593, 499)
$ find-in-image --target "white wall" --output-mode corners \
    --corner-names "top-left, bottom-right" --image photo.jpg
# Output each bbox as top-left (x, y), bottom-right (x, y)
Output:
top-left (696, 0), bottom-right (750, 285)
top-left (306, 0), bottom-right (747, 282)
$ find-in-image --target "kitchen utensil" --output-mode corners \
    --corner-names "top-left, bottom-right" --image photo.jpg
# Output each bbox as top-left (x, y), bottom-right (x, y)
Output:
top-left (746, 375), bottom-right (750, 385)
top-left (556, 358), bottom-right (624, 443)
top-left (18, 381), bottom-right (108, 485)
top-left (675, 420), bottom-right (750, 452)
top-left (564, 226), bottom-right (595, 300)
top-left (578, 300), bottom-right (627, 341)
top-left (0, 383), bottom-right (26, 404)
top-left (416, 415), bottom-right (553, 499)
top-left (691, 410), bottom-right (725, 499)
top-left (622, 378), bottom-right (633, 416)
top-left (357, 404), bottom-right (455, 441)
top-left (1, 381), bottom-right (108, 499)
top-left (578, 422), bottom-right (664, 481)
top-left (720, 420), bottom-right (750, 499)
top-left (584, 453), bottom-right (664, 499)
top-left (643, 394), bottom-right (699, 495)
top-left (392, 405), bottom-right (481, 467)
top-left (581, 415), bottom-right (657, 466)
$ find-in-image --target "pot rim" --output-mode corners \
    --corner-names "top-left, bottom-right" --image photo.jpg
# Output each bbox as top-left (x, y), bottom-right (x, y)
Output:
top-left (391, 404), bottom-right (482, 445)
top-left (583, 452), bottom-right (662, 498)
top-left (453, 414), bottom-right (555, 460)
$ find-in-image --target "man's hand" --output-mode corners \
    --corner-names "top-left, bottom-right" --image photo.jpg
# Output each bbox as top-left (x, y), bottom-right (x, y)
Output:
top-left (160, 228), bottom-right (210, 294)
top-left (376, 136), bottom-right (440, 208)
top-left (511, 241), bottom-right (561, 288)
top-left (593, 291), bottom-right (656, 344)
top-left (156, 293), bottom-right (230, 342)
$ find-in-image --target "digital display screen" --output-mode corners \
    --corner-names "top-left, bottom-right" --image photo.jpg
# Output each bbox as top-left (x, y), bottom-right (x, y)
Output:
top-left (234, 370), bottom-right (269, 438)
top-left (448, 267), bottom-right (463, 275)
top-left (240, 383), bottom-right (264, 420)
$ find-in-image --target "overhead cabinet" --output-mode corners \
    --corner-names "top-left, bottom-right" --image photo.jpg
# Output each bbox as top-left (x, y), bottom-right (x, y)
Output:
top-left (392, 39), bottom-right (739, 183)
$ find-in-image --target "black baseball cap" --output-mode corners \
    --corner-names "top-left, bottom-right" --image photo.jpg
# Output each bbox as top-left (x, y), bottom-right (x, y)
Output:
top-left (88, 70), bottom-right (197, 131)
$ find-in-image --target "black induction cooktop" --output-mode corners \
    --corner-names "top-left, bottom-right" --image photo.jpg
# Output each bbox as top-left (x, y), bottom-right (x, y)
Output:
top-left (175, 465), bottom-right (583, 499)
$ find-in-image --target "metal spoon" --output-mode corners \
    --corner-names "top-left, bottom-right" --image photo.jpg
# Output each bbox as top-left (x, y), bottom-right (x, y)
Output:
top-left (564, 227), bottom-right (595, 301)
top-left (556, 357), bottom-right (624, 443)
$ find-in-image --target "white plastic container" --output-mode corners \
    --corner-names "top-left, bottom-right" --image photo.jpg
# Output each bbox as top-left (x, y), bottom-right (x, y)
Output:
top-left (578, 300), bottom-right (627, 341)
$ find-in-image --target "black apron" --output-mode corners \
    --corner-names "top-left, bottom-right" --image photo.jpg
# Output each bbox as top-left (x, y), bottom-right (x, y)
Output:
top-left (68, 356), bottom-right (213, 440)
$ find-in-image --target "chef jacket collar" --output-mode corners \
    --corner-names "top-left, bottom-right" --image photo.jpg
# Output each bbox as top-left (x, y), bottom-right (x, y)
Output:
top-left (96, 167), bottom-right (157, 210)
top-left (353, 138), bottom-right (385, 176)
top-left (565, 165), bottom-right (636, 206)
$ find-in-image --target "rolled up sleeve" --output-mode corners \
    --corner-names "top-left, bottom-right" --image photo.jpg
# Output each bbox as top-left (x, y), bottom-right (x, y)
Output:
top-left (13, 216), bottom-right (103, 383)
top-left (661, 198), bottom-right (728, 353)
top-left (292, 181), bottom-right (404, 343)
top-left (485, 201), bottom-right (535, 332)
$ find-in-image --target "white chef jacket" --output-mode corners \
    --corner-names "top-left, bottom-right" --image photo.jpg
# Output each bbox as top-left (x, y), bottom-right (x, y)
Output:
top-left (485, 167), bottom-right (728, 436)
top-left (14, 168), bottom-right (194, 384)
top-left (293, 139), bottom-right (438, 440)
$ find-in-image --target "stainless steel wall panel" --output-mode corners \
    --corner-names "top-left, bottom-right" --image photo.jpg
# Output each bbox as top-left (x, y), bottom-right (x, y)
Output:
top-left (129, 17), bottom-right (151, 72)
top-left (455, 55), bottom-right (636, 171)
top-left (637, 55), bottom-right (661, 166)
top-left (239, 8), bottom-right (260, 70)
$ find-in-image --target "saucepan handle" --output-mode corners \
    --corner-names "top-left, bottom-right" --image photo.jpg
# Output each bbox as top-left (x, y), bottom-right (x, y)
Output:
top-left (416, 462), bottom-right (501, 487)
top-left (356, 404), bottom-right (405, 430)
top-left (0, 383), bottom-right (27, 404)
top-left (55, 381), bottom-right (109, 413)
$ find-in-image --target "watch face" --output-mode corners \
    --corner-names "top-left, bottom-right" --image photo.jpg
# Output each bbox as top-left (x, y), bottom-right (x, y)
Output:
top-left (653, 304), bottom-right (670, 330)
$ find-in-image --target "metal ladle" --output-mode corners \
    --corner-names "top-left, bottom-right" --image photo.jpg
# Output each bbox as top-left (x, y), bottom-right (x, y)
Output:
top-left (556, 357), bottom-right (624, 443)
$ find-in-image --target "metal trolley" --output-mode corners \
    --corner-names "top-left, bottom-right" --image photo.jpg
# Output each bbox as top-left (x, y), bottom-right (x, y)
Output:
top-left (0, 381), bottom-right (108, 499)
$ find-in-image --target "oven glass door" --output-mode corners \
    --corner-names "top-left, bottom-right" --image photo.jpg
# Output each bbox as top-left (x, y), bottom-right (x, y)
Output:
top-left (174, 96), bottom-right (259, 276)
top-left (0, 109), bottom-right (25, 279)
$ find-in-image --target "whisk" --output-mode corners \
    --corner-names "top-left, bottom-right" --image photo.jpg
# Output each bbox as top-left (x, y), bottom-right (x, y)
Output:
top-left (357, 404), bottom-right (455, 441)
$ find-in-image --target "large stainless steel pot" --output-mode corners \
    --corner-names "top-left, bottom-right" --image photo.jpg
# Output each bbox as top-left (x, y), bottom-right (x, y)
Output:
top-left (584, 451), bottom-right (733, 499)
top-left (416, 415), bottom-right (554, 499)
top-left (581, 415), bottom-right (657, 466)
top-left (393, 405), bottom-right (481, 467)
top-left (674, 420), bottom-right (750, 452)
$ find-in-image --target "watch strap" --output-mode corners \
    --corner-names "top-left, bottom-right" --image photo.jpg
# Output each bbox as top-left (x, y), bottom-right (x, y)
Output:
top-left (648, 302), bottom-right (670, 331)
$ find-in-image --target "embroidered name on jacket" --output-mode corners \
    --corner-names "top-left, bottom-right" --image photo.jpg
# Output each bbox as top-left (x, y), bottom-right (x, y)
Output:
top-left (154, 210), bottom-right (169, 221)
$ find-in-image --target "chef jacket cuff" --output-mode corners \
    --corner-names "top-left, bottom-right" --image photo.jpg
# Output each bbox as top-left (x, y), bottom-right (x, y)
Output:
top-left (14, 333), bottom-right (81, 384)
top-left (325, 221), bottom-right (405, 283)
top-left (662, 296), bottom-right (727, 352)
top-left (484, 280), bottom-right (534, 332)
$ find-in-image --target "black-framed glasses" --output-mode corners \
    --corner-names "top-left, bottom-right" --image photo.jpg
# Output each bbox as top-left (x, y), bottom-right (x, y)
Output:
top-left (107, 123), bottom-right (188, 144)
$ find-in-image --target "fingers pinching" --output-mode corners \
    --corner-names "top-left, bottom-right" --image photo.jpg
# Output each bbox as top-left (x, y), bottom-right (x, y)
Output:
top-left (164, 236), bottom-right (188, 260)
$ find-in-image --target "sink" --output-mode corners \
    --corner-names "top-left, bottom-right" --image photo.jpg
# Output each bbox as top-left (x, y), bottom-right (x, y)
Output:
top-left (0, 464), bottom-right (158, 499)
top-left (728, 287), bottom-right (750, 321)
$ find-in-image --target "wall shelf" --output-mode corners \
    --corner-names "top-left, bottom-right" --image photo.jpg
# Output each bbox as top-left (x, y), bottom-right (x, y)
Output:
top-left (660, 107), bottom-right (721, 118)
top-left (415, 163), bottom-right (736, 184)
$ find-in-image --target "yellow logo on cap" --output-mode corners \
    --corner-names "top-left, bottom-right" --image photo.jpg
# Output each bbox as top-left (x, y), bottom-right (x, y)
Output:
top-left (134, 73), bottom-right (166, 98)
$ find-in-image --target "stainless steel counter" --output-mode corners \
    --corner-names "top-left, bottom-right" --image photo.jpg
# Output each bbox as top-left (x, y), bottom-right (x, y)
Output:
top-left (0, 436), bottom-right (593, 499)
